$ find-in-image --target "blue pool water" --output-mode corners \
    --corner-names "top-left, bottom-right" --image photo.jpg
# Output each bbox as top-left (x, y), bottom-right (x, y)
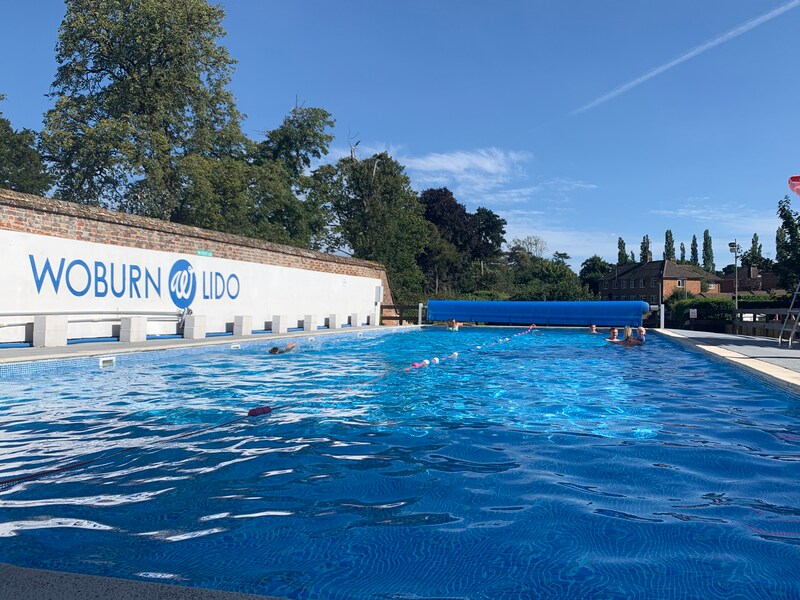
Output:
top-left (1, 327), bottom-right (799, 599)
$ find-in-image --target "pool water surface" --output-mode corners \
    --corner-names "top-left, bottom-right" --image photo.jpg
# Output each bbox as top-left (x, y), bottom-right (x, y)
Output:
top-left (1, 327), bottom-right (799, 599)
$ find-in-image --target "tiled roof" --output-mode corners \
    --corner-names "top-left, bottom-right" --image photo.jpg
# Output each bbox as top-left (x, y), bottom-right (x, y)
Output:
top-left (598, 260), bottom-right (717, 281)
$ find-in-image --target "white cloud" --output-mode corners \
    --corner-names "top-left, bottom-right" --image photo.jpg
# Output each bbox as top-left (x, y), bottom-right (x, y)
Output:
top-left (401, 148), bottom-right (532, 176)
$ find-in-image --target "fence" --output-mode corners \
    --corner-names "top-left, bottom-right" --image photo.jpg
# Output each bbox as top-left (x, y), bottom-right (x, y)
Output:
top-left (381, 304), bottom-right (425, 326)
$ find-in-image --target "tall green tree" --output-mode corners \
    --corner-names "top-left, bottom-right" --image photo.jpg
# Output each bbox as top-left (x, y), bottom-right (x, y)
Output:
top-left (702, 229), bottom-right (715, 272)
top-left (41, 0), bottom-right (245, 218)
top-left (310, 152), bottom-right (427, 302)
top-left (639, 234), bottom-right (651, 262)
top-left (741, 232), bottom-right (767, 269)
top-left (0, 95), bottom-right (52, 195)
top-left (690, 235), bottom-right (699, 266)
top-left (679, 242), bottom-right (686, 263)
top-left (664, 230), bottom-right (676, 261)
top-left (617, 237), bottom-right (631, 265)
top-left (776, 195), bottom-right (800, 288)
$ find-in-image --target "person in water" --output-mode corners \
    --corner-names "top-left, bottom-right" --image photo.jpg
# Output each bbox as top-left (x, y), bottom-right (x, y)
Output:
top-left (620, 325), bottom-right (644, 346)
top-left (446, 318), bottom-right (460, 331)
top-left (606, 327), bottom-right (620, 342)
top-left (268, 342), bottom-right (297, 354)
top-left (590, 324), bottom-right (599, 334)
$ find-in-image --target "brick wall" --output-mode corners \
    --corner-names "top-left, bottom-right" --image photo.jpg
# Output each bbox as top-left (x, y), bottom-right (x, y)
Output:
top-left (0, 189), bottom-right (395, 307)
top-left (662, 279), bottom-right (701, 299)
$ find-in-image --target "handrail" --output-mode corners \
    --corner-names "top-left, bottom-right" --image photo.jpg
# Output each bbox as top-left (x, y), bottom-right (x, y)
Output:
top-left (778, 280), bottom-right (800, 347)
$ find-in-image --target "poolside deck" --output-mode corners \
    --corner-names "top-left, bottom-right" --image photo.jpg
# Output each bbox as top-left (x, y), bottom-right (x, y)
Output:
top-left (659, 328), bottom-right (800, 393)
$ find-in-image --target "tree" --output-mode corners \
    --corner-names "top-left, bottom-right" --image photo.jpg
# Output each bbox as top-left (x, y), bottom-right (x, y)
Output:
top-left (511, 235), bottom-right (547, 259)
top-left (617, 237), bottom-right (631, 265)
top-left (664, 230), bottom-right (676, 261)
top-left (702, 229), bottom-right (714, 272)
top-left (419, 188), bottom-right (477, 256)
top-left (639, 234), bottom-right (651, 262)
top-left (579, 254), bottom-right (612, 295)
top-left (311, 152), bottom-right (428, 302)
top-left (509, 256), bottom-right (591, 301)
top-left (776, 195), bottom-right (800, 288)
top-left (679, 242), bottom-right (686, 263)
top-left (418, 222), bottom-right (463, 296)
top-left (552, 251), bottom-right (571, 264)
top-left (630, 250), bottom-right (635, 262)
top-left (741, 232), bottom-right (766, 269)
top-left (690, 235), bottom-right (699, 266)
top-left (254, 106), bottom-right (334, 186)
top-left (471, 206), bottom-right (506, 271)
top-left (41, 0), bottom-right (245, 218)
top-left (0, 95), bottom-right (51, 195)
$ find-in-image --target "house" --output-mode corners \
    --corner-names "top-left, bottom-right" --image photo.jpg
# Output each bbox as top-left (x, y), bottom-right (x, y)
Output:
top-left (719, 266), bottom-right (781, 294)
top-left (597, 260), bottom-right (721, 305)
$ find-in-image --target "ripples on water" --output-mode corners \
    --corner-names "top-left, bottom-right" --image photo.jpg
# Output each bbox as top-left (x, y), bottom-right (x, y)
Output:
top-left (1, 328), bottom-right (799, 599)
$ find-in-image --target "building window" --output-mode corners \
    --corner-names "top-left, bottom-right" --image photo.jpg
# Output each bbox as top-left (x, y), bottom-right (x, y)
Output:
top-left (621, 280), bottom-right (627, 289)
top-left (651, 295), bottom-right (658, 304)
top-left (677, 279), bottom-right (684, 288)
top-left (621, 295), bottom-right (626, 301)
top-left (603, 281), bottom-right (608, 289)
top-left (651, 277), bottom-right (657, 287)
top-left (709, 282), bottom-right (716, 289)
top-left (613, 281), bottom-right (618, 289)
top-left (640, 278), bottom-right (645, 288)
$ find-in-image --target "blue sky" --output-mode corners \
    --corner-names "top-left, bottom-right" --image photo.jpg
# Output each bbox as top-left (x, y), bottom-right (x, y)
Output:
top-left (2, 1), bottom-right (799, 271)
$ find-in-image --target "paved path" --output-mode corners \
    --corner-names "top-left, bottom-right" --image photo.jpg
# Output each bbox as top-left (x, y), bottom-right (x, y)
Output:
top-left (658, 328), bottom-right (800, 393)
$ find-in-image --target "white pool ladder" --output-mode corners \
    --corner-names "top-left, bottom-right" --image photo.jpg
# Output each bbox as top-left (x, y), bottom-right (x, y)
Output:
top-left (778, 279), bottom-right (800, 347)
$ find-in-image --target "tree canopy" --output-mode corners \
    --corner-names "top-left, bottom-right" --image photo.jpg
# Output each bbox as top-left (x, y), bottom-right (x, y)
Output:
top-left (0, 97), bottom-right (51, 195)
top-left (776, 195), bottom-right (800, 288)
top-left (41, 0), bottom-right (245, 216)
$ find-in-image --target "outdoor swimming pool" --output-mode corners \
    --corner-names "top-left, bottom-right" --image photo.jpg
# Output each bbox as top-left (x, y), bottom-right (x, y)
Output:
top-left (1, 327), bottom-right (799, 599)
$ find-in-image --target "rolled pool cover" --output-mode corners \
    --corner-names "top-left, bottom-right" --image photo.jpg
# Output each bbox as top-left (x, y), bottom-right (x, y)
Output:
top-left (427, 300), bottom-right (651, 327)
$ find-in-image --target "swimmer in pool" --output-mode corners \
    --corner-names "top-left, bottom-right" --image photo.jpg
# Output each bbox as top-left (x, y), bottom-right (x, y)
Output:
top-left (268, 342), bottom-right (297, 355)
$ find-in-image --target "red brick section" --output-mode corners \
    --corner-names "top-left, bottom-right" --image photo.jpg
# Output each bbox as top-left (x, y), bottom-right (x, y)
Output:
top-left (0, 190), bottom-right (397, 313)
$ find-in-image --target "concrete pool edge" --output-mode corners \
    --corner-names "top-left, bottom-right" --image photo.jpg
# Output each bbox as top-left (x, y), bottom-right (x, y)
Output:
top-left (0, 563), bottom-right (283, 600)
top-left (656, 329), bottom-right (800, 394)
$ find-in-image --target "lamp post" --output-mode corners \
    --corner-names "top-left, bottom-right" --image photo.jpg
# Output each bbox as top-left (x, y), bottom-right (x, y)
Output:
top-left (729, 240), bottom-right (740, 312)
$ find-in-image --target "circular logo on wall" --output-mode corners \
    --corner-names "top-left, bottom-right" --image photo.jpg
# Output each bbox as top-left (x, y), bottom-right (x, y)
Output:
top-left (168, 259), bottom-right (196, 309)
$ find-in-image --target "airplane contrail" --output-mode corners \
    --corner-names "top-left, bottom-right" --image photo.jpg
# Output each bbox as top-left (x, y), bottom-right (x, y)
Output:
top-left (572, 0), bottom-right (800, 115)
